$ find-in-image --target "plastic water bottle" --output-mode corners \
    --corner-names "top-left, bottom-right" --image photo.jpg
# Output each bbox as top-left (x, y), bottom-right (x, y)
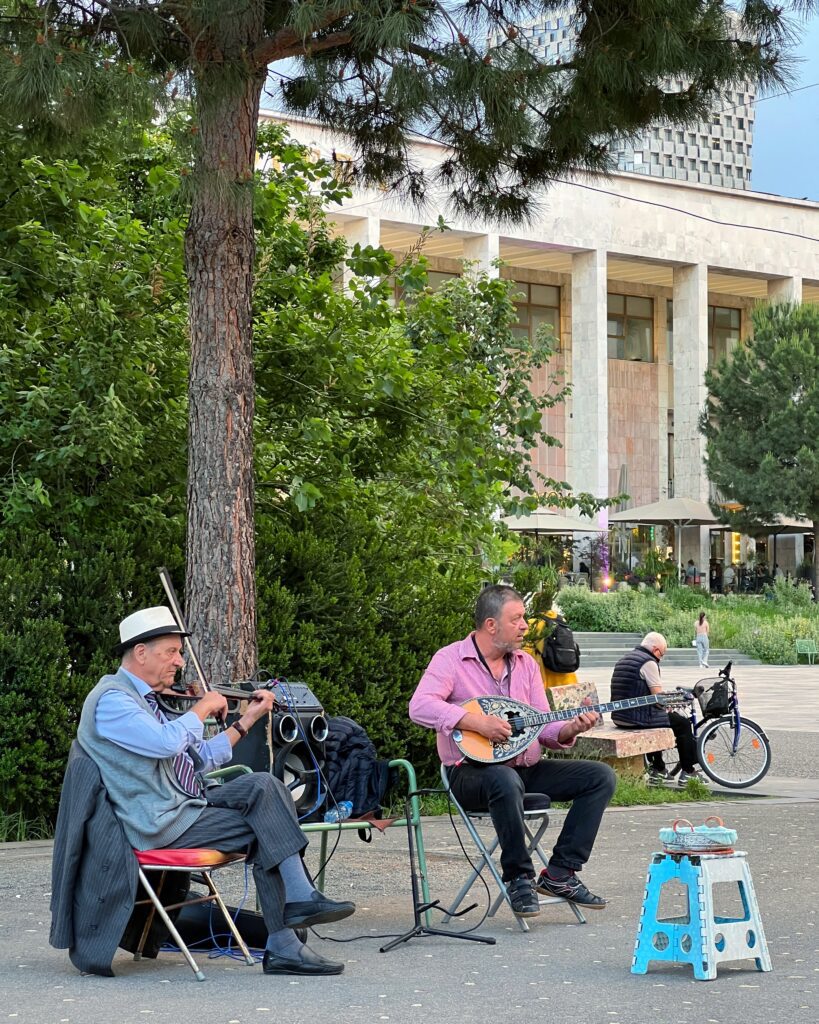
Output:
top-left (323, 800), bottom-right (353, 823)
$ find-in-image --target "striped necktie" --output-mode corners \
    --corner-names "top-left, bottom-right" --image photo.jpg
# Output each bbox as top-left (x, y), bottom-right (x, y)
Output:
top-left (143, 692), bottom-right (204, 798)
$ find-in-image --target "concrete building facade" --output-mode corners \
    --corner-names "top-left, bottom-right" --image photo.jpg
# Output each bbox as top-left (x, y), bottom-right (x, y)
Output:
top-left (263, 112), bottom-right (819, 580)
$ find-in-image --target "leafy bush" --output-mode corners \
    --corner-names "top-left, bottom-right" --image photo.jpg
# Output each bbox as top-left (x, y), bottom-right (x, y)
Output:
top-left (556, 583), bottom-right (819, 663)
top-left (764, 577), bottom-right (814, 610)
top-left (256, 512), bottom-right (482, 784)
top-left (665, 586), bottom-right (711, 612)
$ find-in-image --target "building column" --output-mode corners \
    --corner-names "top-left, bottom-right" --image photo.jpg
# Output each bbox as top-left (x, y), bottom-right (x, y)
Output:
top-left (673, 263), bottom-right (711, 578)
top-left (569, 249), bottom-right (609, 506)
top-left (767, 275), bottom-right (803, 304)
top-left (339, 214), bottom-right (381, 290)
top-left (462, 233), bottom-right (500, 277)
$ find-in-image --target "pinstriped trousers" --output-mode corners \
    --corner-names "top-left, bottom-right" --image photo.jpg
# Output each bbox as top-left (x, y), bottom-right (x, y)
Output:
top-left (164, 772), bottom-right (307, 933)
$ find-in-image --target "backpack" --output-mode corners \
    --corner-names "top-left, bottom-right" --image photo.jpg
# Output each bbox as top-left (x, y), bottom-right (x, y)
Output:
top-left (694, 679), bottom-right (731, 719)
top-left (322, 716), bottom-right (394, 819)
top-left (540, 616), bottom-right (581, 673)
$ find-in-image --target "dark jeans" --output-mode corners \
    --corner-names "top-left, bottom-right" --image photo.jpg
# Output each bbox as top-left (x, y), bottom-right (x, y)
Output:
top-left (619, 712), bottom-right (698, 773)
top-left (165, 772), bottom-right (307, 933)
top-left (447, 758), bottom-right (616, 882)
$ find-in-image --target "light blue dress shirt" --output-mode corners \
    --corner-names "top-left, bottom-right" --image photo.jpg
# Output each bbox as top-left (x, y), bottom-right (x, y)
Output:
top-left (95, 668), bottom-right (233, 773)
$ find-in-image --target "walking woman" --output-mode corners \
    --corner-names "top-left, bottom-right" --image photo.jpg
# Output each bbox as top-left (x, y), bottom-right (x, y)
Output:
top-left (694, 611), bottom-right (710, 669)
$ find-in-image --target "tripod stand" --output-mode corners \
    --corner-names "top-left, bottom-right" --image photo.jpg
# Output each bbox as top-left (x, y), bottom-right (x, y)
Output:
top-left (380, 789), bottom-right (495, 952)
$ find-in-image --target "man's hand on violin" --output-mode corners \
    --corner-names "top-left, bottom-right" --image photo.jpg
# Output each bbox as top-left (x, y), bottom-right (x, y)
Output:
top-left (192, 691), bottom-right (229, 724)
top-left (244, 688), bottom-right (276, 724)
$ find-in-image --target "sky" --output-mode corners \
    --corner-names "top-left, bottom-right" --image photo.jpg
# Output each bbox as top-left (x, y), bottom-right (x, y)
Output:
top-left (751, 16), bottom-right (819, 201)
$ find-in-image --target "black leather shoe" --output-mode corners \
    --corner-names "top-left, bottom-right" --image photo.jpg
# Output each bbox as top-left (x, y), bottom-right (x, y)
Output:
top-left (262, 946), bottom-right (344, 976)
top-left (283, 892), bottom-right (356, 928)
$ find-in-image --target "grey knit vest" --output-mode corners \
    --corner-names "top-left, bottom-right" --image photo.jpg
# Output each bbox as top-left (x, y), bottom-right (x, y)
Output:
top-left (77, 670), bottom-right (205, 850)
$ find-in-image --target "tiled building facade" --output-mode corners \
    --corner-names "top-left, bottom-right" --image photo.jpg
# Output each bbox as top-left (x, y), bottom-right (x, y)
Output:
top-left (521, 7), bottom-right (755, 191)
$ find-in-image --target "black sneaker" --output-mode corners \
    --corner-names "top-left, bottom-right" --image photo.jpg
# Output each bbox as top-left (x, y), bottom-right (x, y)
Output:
top-left (536, 870), bottom-right (607, 909)
top-left (507, 875), bottom-right (540, 917)
top-left (645, 768), bottom-right (668, 787)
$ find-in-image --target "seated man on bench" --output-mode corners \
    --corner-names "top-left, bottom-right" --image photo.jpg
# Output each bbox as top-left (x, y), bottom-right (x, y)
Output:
top-left (611, 631), bottom-right (704, 787)
top-left (409, 585), bottom-right (616, 917)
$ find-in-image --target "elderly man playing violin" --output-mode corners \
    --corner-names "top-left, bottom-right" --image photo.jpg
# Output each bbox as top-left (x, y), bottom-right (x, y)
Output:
top-left (410, 585), bottom-right (616, 918)
top-left (76, 606), bottom-right (353, 976)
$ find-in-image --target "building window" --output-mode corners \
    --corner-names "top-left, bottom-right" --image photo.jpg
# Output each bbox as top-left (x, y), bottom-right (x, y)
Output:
top-left (511, 281), bottom-right (561, 349)
top-left (708, 305), bottom-right (741, 365)
top-left (394, 269), bottom-right (458, 303)
top-left (666, 299), bottom-right (674, 364)
top-left (607, 294), bottom-right (654, 362)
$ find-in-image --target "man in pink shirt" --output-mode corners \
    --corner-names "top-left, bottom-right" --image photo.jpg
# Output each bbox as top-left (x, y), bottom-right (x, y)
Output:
top-left (410, 585), bottom-right (615, 916)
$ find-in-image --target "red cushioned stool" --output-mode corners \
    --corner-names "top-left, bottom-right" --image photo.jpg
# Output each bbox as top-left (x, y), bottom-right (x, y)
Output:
top-left (133, 848), bottom-right (255, 980)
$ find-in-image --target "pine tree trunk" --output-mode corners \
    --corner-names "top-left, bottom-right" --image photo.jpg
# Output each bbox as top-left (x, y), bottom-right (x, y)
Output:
top-left (184, 5), bottom-right (265, 684)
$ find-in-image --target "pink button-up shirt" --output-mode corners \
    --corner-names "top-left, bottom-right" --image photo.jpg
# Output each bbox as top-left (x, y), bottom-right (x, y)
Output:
top-left (409, 634), bottom-right (575, 766)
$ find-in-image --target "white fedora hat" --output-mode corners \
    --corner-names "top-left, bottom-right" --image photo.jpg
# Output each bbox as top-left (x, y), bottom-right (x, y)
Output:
top-left (117, 606), bottom-right (189, 654)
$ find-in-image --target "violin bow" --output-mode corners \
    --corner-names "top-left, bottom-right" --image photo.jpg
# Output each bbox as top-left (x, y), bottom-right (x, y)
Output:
top-left (158, 568), bottom-right (225, 774)
top-left (158, 566), bottom-right (213, 699)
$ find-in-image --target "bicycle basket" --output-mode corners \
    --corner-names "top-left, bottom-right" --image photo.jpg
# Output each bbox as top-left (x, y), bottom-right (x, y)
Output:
top-left (693, 678), bottom-right (731, 719)
top-left (659, 817), bottom-right (737, 855)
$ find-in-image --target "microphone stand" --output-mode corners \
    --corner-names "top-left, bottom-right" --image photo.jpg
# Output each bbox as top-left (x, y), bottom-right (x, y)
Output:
top-left (379, 788), bottom-right (495, 953)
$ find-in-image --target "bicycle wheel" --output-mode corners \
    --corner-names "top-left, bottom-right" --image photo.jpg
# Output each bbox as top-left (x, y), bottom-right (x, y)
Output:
top-left (696, 716), bottom-right (771, 789)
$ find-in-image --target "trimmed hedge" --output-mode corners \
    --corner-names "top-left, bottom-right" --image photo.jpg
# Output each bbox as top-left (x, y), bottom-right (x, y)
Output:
top-left (556, 582), bottom-right (819, 664)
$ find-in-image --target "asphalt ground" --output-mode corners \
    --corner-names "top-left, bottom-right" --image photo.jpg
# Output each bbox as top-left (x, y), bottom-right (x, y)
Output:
top-left (2, 796), bottom-right (817, 1024)
top-left (1, 665), bottom-right (816, 1024)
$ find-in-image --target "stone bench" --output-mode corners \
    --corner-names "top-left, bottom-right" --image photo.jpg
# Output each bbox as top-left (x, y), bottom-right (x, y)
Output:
top-left (571, 724), bottom-right (675, 775)
top-left (545, 680), bottom-right (673, 776)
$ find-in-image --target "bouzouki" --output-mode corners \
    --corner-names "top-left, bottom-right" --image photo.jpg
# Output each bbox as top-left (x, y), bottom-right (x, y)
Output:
top-left (452, 692), bottom-right (692, 764)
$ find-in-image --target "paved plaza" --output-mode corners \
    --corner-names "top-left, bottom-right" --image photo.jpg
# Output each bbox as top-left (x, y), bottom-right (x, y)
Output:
top-left (1, 665), bottom-right (817, 1024)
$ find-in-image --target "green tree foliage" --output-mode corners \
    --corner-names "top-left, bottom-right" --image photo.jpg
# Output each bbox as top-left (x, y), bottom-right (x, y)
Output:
top-left (1, 1), bottom-right (809, 680)
top-left (0, 3), bottom-right (803, 218)
top-left (0, 120), bottom-right (578, 806)
top-left (701, 303), bottom-right (819, 585)
top-left (250, 128), bottom-right (579, 778)
top-left (0, 125), bottom-right (192, 817)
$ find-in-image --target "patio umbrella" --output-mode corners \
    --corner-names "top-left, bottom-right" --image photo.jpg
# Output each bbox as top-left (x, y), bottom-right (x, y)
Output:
top-left (502, 510), bottom-right (605, 535)
top-left (608, 497), bottom-right (726, 579)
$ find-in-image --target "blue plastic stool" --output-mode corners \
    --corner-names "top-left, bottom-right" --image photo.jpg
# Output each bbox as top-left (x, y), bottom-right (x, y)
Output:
top-left (632, 851), bottom-right (772, 981)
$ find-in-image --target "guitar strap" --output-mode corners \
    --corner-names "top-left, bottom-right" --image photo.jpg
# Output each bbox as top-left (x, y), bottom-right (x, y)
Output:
top-left (471, 636), bottom-right (512, 694)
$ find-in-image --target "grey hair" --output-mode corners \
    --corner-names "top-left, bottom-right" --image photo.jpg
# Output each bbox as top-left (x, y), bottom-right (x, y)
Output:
top-left (642, 631), bottom-right (667, 653)
top-left (475, 585), bottom-right (523, 629)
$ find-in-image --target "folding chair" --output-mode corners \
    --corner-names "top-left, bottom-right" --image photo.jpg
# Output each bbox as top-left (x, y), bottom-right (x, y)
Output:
top-left (133, 847), bottom-right (256, 981)
top-left (440, 765), bottom-right (586, 932)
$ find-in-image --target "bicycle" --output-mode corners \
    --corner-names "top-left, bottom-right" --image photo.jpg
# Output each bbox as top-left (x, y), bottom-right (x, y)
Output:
top-left (647, 662), bottom-right (772, 789)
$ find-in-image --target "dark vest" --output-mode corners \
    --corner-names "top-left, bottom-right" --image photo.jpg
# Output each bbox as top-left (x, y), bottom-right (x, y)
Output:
top-left (611, 646), bottom-right (669, 728)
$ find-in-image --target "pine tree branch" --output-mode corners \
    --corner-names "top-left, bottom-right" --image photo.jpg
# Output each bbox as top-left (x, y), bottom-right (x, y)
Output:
top-left (252, 6), bottom-right (355, 66)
